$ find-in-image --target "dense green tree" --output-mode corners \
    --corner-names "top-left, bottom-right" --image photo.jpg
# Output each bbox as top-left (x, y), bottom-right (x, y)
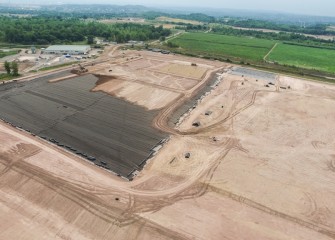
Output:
top-left (0, 16), bottom-right (171, 45)
top-left (167, 41), bottom-right (179, 48)
top-left (159, 36), bottom-right (166, 42)
top-left (87, 35), bottom-right (94, 44)
top-left (4, 61), bottom-right (11, 74)
top-left (11, 62), bottom-right (19, 76)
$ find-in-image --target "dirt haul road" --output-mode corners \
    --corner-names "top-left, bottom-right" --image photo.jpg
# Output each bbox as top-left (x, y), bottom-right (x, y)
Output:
top-left (1, 49), bottom-right (335, 240)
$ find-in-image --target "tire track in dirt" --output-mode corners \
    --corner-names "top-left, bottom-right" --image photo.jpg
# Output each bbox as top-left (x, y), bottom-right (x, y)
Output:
top-left (150, 72), bottom-right (335, 239)
top-left (3, 47), bottom-right (334, 238)
top-left (2, 78), bottom-right (335, 239)
top-left (117, 138), bottom-right (239, 224)
top-left (209, 184), bottom-right (335, 239)
top-left (0, 124), bottom-right (240, 228)
top-left (152, 67), bottom-right (224, 135)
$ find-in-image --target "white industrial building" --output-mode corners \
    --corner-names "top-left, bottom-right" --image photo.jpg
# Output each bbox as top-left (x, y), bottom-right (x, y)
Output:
top-left (43, 45), bottom-right (91, 55)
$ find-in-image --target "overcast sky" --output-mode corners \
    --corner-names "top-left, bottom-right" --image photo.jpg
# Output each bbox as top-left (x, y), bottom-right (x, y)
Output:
top-left (5, 0), bottom-right (335, 17)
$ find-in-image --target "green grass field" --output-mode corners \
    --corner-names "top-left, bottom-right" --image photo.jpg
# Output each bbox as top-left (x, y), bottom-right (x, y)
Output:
top-left (168, 32), bottom-right (335, 75)
top-left (268, 43), bottom-right (335, 73)
top-left (0, 50), bottom-right (18, 58)
top-left (170, 32), bottom-right (276, 62)
top-left (0, 73), bottom-right (19, 81)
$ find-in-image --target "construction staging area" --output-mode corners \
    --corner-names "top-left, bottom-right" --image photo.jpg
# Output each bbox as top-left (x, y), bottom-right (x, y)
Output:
top-left (1, 47), bottom-right (335, 239)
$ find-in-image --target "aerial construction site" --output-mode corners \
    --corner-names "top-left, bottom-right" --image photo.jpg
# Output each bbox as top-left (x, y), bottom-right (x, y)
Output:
top-left (1, 46), bottom-right (335, 240)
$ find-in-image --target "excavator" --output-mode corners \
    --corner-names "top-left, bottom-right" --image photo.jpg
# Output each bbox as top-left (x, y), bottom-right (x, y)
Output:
top-left (78, 63), bottom-right (88, 73)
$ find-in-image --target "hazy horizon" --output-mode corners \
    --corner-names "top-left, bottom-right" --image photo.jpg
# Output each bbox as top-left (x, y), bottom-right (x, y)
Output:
top-left (2, 0), bottom-right (335, 17)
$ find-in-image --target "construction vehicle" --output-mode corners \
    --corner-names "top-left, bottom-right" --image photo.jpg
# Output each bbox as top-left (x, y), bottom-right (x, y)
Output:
top-left (72, 64), bottom-right (88, 74)
top-left (78, 64), bottom-right (88, 73)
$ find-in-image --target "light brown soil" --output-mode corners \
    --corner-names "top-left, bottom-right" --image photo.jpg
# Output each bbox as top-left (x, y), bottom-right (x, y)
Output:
top-left (93, 78), bottom-right (181, 110)
top-left (155, 63), bottom-right (208, 79)
top-left (156, 16), bottom-right (203, 25)
top-left (99, 18), bottom-right (146, 24)
top-left (88, 50), bottom-right (223, 110)
top-left (1, 49), bottom-right (335, 240)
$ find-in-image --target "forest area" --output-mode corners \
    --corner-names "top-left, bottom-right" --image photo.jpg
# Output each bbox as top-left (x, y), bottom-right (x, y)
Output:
top-left (0, 17), bottom-right (171, 45)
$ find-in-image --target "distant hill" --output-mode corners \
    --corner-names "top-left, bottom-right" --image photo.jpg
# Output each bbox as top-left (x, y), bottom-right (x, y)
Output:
top-left (1, 3), bottom-right (335, 25)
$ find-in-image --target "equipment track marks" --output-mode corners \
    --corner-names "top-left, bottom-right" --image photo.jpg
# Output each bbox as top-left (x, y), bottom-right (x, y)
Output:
top-left (209, 185), bottom-right (335, 239)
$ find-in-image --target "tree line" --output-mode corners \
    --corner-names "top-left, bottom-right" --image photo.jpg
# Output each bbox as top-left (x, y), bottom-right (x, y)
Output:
top-left (174, 24), bottom-right (209, 31)
top-left (222, 19), bottom-right (335, 36)
top-left (4, 61), bottom-right (19, 76)
top-left (211, 26), bottom-right (335, 47)
top-left (0, 17), bottom-right (171, 45)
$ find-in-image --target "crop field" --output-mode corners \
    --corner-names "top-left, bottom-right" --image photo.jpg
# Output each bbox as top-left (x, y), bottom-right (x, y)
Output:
top-left (267, 43), bottom-right (335, 73)
top-left (170, 32), bottom-right (276, 61)
top-left (170, 33), bottom-right (335, 75)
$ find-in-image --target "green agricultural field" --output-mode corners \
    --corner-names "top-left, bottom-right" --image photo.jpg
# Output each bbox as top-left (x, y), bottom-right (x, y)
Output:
top-left (170, 32), bottom-right (276, 62)
top-left (268, 43), bottom-right (335, 73)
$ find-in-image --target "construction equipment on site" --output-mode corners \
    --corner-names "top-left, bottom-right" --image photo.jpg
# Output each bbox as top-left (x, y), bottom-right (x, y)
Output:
top-left (205, 111), bottom-right (213, 116)
top-left (192, 121), bottom-right (201, 127)
top-left (78, 64), bottom-right (88, 73)
top-left (72, 63), bottom-right (88, 75)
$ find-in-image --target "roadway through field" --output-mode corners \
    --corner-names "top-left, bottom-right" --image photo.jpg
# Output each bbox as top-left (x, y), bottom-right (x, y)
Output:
top-left (263, 42), bottom-right (278, 61)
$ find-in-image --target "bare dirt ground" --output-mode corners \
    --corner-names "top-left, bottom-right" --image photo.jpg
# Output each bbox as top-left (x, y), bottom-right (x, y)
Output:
top-left (156, 16), bottom-right (203, 25)
top-left (154, 63), bottom-right (208, 79)
top-left (92, 78), bottom-right (181, 110)
top-left (89, 50), bottom-right (222, 110)
top-left (1, 49), bottom-right (335, 240)
top-left (99, 18), bottom-right (146, 24)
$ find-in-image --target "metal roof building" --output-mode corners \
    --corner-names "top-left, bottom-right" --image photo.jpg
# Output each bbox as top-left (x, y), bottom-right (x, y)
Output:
top-left (43, 45), bottom-right (91, 55)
